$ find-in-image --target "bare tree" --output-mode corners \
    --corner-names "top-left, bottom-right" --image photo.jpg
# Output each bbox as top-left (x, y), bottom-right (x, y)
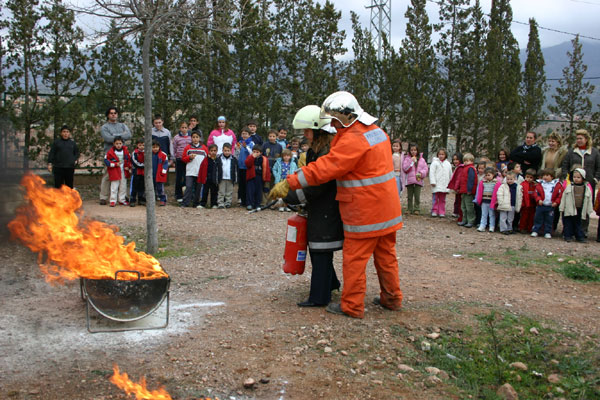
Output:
top-left (74, 0), bottom-right (247, 254)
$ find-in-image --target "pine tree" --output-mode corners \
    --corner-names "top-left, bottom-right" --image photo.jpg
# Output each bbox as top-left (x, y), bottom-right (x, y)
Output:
top-left (39, 0), bottom-right (90, 155)
top-left (482, 0), bottom-right (522, 155)
top-left (90, 20), bottom-right (140, 116)
top-left (520, 18), bottom-right (547, 134)
top-left (434, 0), bottom-right (470, 149)
top-left (549, 35), bottom-right (595, 145)
top-left (398, 0), bottom-right (438, 152)
top-left (343, 11), bottom-right (379, 117)
top-left (459, 0), bottom-right (487, 153)
top-left (5, 0), bottom-right (44, 169)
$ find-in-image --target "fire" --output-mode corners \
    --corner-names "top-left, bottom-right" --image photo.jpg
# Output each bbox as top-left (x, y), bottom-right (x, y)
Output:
top-left (110, 365), bottom-right (172, 400)
top-left (7, 173), bottom-right (167, 282)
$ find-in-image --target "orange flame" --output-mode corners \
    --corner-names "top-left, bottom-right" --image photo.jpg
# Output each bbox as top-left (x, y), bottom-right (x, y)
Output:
top-left (7, 174), bottom-right (167, 282)
top-left (110, 365), bottom-right (172, 400)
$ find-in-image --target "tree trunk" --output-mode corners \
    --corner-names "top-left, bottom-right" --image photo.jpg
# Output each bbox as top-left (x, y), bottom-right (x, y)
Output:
top-left (142, 26), bottom-right (158, 254)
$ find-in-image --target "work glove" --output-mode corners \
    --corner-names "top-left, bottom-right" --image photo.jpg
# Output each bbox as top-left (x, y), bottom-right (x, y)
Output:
top-left (269, 180), bottom-right (290, 200)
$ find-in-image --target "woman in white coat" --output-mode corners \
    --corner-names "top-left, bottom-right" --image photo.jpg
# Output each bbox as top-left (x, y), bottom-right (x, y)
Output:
top-left (429, 149), bottom-right (453, 217)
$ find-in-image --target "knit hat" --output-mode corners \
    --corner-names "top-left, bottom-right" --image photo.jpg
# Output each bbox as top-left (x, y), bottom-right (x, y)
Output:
top-left (217, 116), bottom-right (226, 122)
top-left (574, 168), bottom-right (586, 180)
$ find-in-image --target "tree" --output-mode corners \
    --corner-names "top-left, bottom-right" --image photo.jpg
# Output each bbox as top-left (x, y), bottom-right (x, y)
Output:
top-left (80, 0), bottom-right (245, 254)
top-left (482, 0), bottom-right (521, 154)
top-left (39, 0), bottom-right (92, 160)
top-left (90, 20), bottom-right (140, 115)
top-left (5, 0), bottom-right (44, 169)
top-left (520, 18), bottom-right (547, 134)
top-left (434, 0), bottom-right (470, 149)
top-left (398, 0), bottom-right (438, 151)
top-left (459, 0), bottom-right (487, 153)
top-left (549, 35), bottom-right (595, 145)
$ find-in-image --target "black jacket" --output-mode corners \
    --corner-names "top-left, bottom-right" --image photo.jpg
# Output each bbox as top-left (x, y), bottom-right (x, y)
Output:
top-left (48, 137), bottom-right (79, 168)
top-left (509, 144), bottom-right (542, 172)
top-left (216, 154), bottom-right (238, 184)
top-left (284, 145), bottom-right (343, 252)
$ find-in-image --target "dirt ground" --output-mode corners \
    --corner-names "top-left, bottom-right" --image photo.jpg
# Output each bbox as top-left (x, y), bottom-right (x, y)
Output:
top-left (1, 181), bottom-right (599, 400)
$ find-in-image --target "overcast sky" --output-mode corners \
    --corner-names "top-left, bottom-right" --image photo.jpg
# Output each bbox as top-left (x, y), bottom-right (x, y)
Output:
top-left (327, 0), bottom-right (600, 54)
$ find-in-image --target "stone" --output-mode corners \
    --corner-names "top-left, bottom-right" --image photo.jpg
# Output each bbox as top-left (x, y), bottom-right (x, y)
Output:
top-left (397, 364), bottom-right (415, 373)
top-left (548, 374), bottom-right (561, 384)
top-left (425, 375), bottom-right (442, 386)
top-left (324, 346), bottom-right (333, 353)
top-left (509, 362), bottom-right (528, 371)
top-left (243, 378), bottom-right (256, 389)
top-left (530, 327), bottom-right (540, 335)
top-left (497, 383), bottom-right (519, 400)
top-left (426, 332), bottom-right (440, 340)
top-left (425, 366), bottom-right (440, 375)
top-left (259, 378), bottom-right (270, 384)
top-left (340, 350), bottom-right (348, 356)
top-left (421, 341), bottom-right (431, 351)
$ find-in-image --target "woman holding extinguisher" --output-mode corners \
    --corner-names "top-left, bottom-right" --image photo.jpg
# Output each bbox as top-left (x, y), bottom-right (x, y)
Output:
top-left (284, 105), bottom-right (343, 307)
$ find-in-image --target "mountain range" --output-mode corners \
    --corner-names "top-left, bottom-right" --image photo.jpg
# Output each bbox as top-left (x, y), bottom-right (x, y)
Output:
top-left (521, 39), bottom-right (600, 113)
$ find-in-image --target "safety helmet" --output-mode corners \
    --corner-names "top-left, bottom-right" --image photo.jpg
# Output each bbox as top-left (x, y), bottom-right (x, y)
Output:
top-left (292, 105), bottom-right (332, 130)
top-left (320, 91), bottom-right (377, 128)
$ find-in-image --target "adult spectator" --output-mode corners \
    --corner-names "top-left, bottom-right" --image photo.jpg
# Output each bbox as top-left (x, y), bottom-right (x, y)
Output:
top-left (207, 116), bottom-right (236, 155)
top-left (560, 129), bottom-right (600, 235)
top-left (151, 115), bottom-right (174, 162)
top-left (100, 107), bottom-right (131, 205)
top-left (509, 131), bottom-right (542, 172)
top-left (540, 131), bottom-right (568, 179)
top-left (188, 115), bottom-right (203, 142)
top-left (540, 131), bottom-right (569, 232)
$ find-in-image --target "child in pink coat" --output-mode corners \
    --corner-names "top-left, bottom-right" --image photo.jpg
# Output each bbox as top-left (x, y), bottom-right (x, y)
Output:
top-left (402, 143), bottom-right (429, 215)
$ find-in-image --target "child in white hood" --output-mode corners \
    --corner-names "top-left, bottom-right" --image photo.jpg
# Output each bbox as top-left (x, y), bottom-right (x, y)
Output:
top-left (429, 149), bottom-right (452, 217)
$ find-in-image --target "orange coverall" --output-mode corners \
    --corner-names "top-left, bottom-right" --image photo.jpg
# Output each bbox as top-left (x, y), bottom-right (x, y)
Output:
top-left (287, 121), bottom-right (403, 318)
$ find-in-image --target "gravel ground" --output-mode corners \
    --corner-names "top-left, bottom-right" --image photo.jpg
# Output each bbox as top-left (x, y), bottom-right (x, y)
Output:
top-left (1, 180), bottom-right (599, 399)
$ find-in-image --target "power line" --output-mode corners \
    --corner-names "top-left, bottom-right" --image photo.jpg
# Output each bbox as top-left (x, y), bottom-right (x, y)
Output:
top-left (426, 0), bottom-right (600, 42)
top-left (568, 0), bottom-right (600, 6)
top-left (547, 76), bottom-right (600, 81)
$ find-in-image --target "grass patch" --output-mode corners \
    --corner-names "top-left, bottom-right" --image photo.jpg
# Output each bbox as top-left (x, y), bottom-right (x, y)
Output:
top-left (469, 247), bottom-right (600, 282)
top-left (407, 310), bottom-right (600, 399)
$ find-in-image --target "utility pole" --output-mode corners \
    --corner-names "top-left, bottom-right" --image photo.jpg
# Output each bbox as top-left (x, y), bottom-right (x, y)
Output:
top-left (366, 0), bottom-right (391, 60)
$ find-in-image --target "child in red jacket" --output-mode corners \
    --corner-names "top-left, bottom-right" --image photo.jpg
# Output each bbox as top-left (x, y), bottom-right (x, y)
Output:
top-left (518, 168), bottom-right (537, 233)
top-left (531, 168), bottom-right (563, 238)
top-left (104, 136), bottom-right (132, 206)
top-left (151, 140), bottom-right (169, 206)
top-left (244, 145), bottom-right (271, 210)
top-left (449, 153), bottom-right (478, 227)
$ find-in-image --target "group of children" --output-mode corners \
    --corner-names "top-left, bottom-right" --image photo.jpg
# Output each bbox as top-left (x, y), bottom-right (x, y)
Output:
top-left (392, 143), bottom-right (599, 243)
top-left (102, 118), bottom-right (308, 211)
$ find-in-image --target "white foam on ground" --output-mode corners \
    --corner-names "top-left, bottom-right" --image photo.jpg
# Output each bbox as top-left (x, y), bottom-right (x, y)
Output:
top-left (0, 299), bottom-right (225, 380)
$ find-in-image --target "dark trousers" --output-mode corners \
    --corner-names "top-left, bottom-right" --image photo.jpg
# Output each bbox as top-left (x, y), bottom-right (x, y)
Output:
top-left (563, 208), bottom-right (584, 240)
top-left (532, 205), bottom-right (554, 235)
top-left (175, 159), bottom-right (186, 200)
top-left (182, 176), bottom-right (202, 207)
top-left (246, 177), bottom-right (263, 208)
top-left (130, 174), bottom-right (145, 203)
top-left (153, 181), bottom-right (166, 202)
top-left (474, 203), bottom-right (481, 226)
top-left (307, 250), bottom-right (341, 305)
top-left (512, 211), bottom-right (521, 232)
top-left (238, 169), bottom-right (247, 206)
top-left (53, 167), bottom-right (74, 189)
top-left (200, 181), bottom-right (218, 207)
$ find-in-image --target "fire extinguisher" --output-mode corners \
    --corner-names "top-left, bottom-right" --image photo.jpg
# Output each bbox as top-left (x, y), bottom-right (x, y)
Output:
top-left (282, 213), bottom-right (307, 275)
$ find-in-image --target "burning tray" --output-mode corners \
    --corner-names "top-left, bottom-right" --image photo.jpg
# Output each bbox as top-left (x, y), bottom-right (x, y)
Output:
top-left (80, 270), bottom-right (170, 333)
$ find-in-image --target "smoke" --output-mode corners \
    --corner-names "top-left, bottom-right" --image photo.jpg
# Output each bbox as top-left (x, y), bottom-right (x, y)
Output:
top-left (0, 114), bottom-right (25, 238)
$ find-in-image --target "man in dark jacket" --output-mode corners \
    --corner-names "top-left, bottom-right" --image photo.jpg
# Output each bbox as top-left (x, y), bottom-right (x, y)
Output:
top-left (510, 132), bottom-right (542, 172)
top-left (283, 105), bottom-right (343, 307)
top-left (47, 125), bottom-right (79, 189)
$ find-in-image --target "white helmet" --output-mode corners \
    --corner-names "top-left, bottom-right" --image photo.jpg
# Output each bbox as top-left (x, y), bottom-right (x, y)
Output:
top-left (293, 105), bottom-right (332, 130)
top-left (320, 91), bottom-right (377, 128)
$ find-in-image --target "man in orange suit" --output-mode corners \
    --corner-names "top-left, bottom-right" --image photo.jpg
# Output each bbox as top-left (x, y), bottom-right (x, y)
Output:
top-left (270, 91), bottom-right (403, 318)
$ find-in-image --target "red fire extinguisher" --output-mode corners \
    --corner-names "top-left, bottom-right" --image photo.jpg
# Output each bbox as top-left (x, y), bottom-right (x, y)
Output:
top-left (282, 213), bottom-right (307, 275)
